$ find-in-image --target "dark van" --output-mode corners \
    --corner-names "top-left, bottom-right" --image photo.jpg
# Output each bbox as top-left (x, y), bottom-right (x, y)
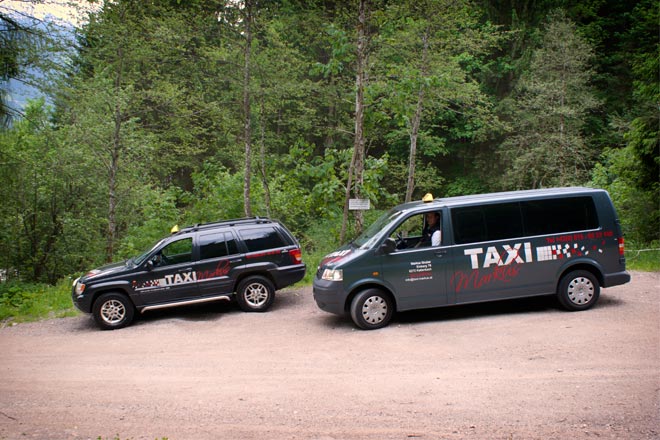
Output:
top-left (313, 188), bottom-right (630, 329)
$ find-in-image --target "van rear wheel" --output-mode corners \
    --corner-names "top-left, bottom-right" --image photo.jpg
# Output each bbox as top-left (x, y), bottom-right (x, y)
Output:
top-left (350, 289), bottom-right (394, 330)
top-left (557, 270), bottom-right (600, 311)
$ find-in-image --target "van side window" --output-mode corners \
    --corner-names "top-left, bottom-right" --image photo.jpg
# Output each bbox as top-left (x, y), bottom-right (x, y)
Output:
top-left (452, 204), bottom-right (522, 244)
top-left (199, 232), bottom-right (238, 260)
top-left (484, 202), bottom-right (524, 240)
top-left (522, 197), bottom-right (598, 236)
top-left (452, 207), bottom-right (486, 244)
top-left (452, 196), bottom-right (600, 244)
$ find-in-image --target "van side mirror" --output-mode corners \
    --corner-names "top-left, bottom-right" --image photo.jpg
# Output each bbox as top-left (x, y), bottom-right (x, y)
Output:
top-left (378, 238), bottom-right (396, 255)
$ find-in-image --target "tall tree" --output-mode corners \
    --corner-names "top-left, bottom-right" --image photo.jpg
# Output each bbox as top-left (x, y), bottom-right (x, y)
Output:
top-left (499, 9), bottom-right (599, 189)
top-left (340, 0), bottom-right (369, 242)
top-left (371, 0), bottom-right (501, 201)
top-left (242, 0), bottom-right (255, 217)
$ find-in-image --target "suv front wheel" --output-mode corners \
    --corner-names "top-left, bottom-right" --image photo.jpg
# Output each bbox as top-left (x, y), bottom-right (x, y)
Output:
top-left (92, 292), bottom-right (135, 330)
top-left (236, 276), bottom-right (275, 312)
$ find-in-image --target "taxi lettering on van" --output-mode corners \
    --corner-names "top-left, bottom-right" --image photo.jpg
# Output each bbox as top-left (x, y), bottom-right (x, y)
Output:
top-left (464, 243), bottom-right (533, 269)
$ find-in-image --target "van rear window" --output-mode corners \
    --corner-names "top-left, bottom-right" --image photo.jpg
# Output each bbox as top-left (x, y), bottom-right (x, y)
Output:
top-left (452, 196), bottom-right (598, 244)
top-left (522, 196), bottom-right (598, 236)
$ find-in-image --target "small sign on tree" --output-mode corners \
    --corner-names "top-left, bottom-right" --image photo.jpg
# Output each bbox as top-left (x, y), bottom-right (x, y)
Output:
top-left (349, 199), bottom-right (371, 210)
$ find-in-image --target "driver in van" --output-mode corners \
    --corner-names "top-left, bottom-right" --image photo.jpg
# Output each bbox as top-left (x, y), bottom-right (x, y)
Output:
top-left (419, 212), bottom-right (441, 247)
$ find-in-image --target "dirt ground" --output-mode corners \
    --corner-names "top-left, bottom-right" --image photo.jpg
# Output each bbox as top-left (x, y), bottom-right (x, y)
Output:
top-left (0, 271), bottom-right (658, 440)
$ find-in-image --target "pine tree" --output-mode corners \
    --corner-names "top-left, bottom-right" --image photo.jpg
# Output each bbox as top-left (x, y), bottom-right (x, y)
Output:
top-left (499, 9), bottom-right (599, 189)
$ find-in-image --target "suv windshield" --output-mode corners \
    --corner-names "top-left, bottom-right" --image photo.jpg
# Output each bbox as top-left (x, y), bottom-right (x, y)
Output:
top-left (133, 238), bottom-right (167, 266)
top-left (354, 209), bottom-right (404, 249)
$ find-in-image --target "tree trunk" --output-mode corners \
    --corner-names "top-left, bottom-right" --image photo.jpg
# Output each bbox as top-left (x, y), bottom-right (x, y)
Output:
top-left (341, 0), bottom-right (368, 243)
top-left (107, 43), bottom-right (124, 262)
top-left (259, 91), bottom-right (271, 217)
top-left (242, 0), bottom-right (253, 218)
top-left (405, 31), bottom-right (429, 203)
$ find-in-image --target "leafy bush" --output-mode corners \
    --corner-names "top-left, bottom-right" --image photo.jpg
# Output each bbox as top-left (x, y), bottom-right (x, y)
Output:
top-left (0, 279), bottom-right (77, 323)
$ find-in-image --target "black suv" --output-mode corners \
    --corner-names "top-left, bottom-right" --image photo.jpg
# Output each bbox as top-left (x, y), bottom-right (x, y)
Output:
top-left (72, 218), bottom-right (306, 330)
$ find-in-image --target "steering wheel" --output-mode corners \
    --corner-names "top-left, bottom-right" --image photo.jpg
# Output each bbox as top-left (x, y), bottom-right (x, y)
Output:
top-left (395, 232), bottom-right (405, 249)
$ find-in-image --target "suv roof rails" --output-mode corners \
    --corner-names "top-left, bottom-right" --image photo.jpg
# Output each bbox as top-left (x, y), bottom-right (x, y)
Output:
top-left (176, 216), bottom-right (272, 234)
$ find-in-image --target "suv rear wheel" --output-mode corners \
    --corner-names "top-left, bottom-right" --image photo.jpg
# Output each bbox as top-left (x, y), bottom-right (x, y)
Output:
top-left (92, 292), bottom-right (135, 330)
top-left (236, 276), bottom-right (275, 312)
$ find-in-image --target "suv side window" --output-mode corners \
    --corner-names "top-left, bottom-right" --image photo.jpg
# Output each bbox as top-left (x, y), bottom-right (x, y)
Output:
top-left (157, 237), bottom-right (193, 266)
top-left (199, 231), bottom-right (238, 260)
top-left (239, 226), bottom-right (288, 252)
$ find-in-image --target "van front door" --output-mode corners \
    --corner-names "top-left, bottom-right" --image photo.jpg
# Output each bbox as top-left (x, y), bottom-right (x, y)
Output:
top-left (379, 211), bottom-right (450, 311)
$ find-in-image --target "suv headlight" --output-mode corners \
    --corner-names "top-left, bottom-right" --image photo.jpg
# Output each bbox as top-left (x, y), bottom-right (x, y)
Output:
top-left (75, 280), bottom-right (85, 296)
top-left (321, 268), bottom-right (343, 281)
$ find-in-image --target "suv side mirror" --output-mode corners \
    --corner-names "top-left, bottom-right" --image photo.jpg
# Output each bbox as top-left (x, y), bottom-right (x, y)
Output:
top-left (145, 260), bottom-right (154, 271)
top-left (378, 238), bottom-right (396, 255)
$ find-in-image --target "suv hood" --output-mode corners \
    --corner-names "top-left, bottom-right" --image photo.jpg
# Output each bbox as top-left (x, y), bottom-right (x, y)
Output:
top-left (81, 260), bottom-right (131, 282)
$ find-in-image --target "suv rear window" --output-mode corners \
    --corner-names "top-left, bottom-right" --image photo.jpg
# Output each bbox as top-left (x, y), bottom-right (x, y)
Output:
top-left (239, 226), bottom-right (289, 252)
top-left (199, 231), bottom-right (239, 259)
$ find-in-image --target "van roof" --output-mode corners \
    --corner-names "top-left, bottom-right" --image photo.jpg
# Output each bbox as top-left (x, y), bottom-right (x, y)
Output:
top-left (401, 187), bottom-right (604, 211)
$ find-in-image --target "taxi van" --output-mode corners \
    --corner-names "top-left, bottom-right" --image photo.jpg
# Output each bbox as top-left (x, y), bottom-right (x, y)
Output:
top-left (313, 187), bottom-right (631, 329)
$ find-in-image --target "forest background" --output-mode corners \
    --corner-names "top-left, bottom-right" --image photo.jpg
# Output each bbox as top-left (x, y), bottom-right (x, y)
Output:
top-left (0, 0), bottom-right (658, 294)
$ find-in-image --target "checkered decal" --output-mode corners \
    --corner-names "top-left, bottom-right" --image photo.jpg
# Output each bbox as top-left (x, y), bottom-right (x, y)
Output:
top-left (537, 243), bottom-right (603, 262)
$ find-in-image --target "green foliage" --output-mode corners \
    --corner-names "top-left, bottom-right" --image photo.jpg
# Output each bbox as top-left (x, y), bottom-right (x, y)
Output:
top-left (499, 9), bottom-right (599, 189)
top-left (0, 0), bottom-right (657, 289)
top-left (624, 245), bottom-right (660, 272)
top-left (591, 147), bottom-right (659, 244)
top-left (0, 279), bottom-right (77, 323)
top-left (115, 186), bottom-right (183, 260)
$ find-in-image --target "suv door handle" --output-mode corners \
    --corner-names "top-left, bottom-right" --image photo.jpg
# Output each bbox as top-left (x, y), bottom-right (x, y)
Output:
top-left (230, 258), bottom-right (243, 263)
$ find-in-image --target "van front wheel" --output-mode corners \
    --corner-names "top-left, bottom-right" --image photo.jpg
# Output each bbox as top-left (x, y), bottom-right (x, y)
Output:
top-left (557, 270), bottom-right (600, 311)
top-left (350, 289), bottom-right (394, 330)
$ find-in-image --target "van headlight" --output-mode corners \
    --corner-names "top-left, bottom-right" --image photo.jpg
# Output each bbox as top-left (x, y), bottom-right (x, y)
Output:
top-left (321, 268), bottom-right (343, 281)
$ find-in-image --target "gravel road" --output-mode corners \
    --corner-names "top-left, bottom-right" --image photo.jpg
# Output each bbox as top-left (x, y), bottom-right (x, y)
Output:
top-left (0, 271), bottom-right (658, 440)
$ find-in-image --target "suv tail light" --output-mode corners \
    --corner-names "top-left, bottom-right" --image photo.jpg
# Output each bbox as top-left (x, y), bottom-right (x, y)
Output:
top-left (289, 248), bottom-right (303, 264)
top-left (618, 237), bottom-right (625, 256)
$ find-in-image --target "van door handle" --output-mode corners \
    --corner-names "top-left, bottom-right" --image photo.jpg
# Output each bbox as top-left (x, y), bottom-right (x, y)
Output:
top-left (435, 250), bottom-right (447, 257)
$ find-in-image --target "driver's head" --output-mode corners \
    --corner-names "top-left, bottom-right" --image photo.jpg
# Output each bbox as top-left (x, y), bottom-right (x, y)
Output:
top-left (426, 212), bottom-right (439, 226)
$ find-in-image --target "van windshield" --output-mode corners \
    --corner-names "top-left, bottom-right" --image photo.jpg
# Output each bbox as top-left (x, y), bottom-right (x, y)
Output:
top-left (354, 209), bottom-right (404, 249)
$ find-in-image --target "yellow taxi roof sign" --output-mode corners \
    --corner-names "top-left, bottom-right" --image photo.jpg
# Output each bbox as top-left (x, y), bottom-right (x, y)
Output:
top-left (170, 224), bottom-right (180, 234)
top-left (422, 193), bottom-right (434, 203)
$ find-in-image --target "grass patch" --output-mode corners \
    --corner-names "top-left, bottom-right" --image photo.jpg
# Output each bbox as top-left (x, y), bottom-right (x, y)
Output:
top-left (625, 242), bottom-right (660, 271)
top-left (0, 278), bottom-right (78, 325)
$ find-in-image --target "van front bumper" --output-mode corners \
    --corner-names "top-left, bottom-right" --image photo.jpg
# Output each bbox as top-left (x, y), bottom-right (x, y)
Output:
top-left (312, 278), bottom-right (348, 315)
